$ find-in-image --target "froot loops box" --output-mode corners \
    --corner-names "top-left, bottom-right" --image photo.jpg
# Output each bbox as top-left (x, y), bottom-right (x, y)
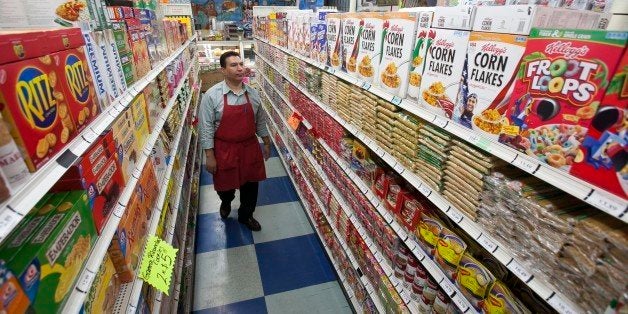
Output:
top-left (499, 28), bottom-right (627, 172)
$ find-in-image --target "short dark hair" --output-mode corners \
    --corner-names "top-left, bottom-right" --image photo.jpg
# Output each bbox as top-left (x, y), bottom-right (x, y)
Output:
top-left (220, 51), bottom-right (241, 68)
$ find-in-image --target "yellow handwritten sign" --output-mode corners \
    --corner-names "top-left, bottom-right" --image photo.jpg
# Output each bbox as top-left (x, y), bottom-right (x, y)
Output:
top-left (139, 235), bottom-right (178, 295)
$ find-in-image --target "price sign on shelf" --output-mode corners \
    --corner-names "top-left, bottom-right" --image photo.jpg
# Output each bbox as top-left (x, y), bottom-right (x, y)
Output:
top-left (441, 281), bottom-right (455, 296)
top-left (447, 208), bottom-right (464, 223)
top-left (465, 132), bottom-right (481, 145)
top-left (433, 116), bottom-right (449, 129)
top-left (477, 233), bottom-right (498, 253)
top-left (548, 295), bottom-right (578, 314)
top-left (0, 210), bottom-right (20, 240)
top-left (361, 81), bottom-right (372, 90)
top-left (451, 294), bottom-right (469, 311)
top-left (507, 259), bottom-right (532, 282)
top-left (139, 236), bottom-right (178, 295)
top-left (76, 270), bottom-right (96, 292)
top-left (587, 191), bottom-right (624, 216)
top-left (513, 155), bottom-right (540, 174)
top-left (418, 184), bottom-right (431, 197)
top-left (287, 112), bottom-right (302, 131)
top-left (391, 96), bottom-right (402, 106)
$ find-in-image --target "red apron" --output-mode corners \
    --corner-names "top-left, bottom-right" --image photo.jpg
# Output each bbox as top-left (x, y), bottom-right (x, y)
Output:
top-left (213, 92), bottom-right (266, 191)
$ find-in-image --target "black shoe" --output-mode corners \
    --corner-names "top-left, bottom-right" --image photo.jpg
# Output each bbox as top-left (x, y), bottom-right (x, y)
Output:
top-left (239, 217), bottom-right (261, 231)
top-left (220, 202), bottom-right (231, 219)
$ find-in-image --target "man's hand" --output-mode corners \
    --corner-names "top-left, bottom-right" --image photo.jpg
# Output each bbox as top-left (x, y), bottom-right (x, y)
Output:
top-left (206, 150), bottom-right (217, 174)
top-left (263, 143), bottom-right (271, 160)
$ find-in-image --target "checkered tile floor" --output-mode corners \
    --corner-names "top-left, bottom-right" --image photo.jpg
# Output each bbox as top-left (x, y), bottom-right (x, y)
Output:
top-left (193, 143), bottom-right (352, 313)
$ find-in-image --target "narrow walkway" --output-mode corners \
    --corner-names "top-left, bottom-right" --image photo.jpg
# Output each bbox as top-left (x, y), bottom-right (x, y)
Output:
top-left (193, 143), bottom-right (352, 313)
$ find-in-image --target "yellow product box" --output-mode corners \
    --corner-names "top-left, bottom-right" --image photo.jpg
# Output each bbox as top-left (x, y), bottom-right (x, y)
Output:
top-left (111, 108), bottom-right (139, 183)
top-left (130, 93), bottom-right (150, 150)
top-left (6, 190), bottom-right (96, 312)
top-left (83, 253), bottom-right (121, 314)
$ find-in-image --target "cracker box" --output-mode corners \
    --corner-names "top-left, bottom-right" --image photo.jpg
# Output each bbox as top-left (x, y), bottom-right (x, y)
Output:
top-left (355, 13), bottom-right (385, 84)
top-left (342, 13), bottom-right (362, 75)
top-left (432, 5), bottom-right (475, 31)
top-left (407, 10), bottom-right (435, 100)
top-left (570, 49), bottom-right (628, 199)
top-left (326, 13), bottom-right (343, 70)
top-left (499, 29), bottom-right (627, 171)
top-left (112, 108), bottom-right (139, 182)
top-left (377, 12), bottom-right (419, 98)
top-left (419, 28), bottom-right (470, 118)
top-left (103, 29), bottom-right (128, 94)
top-left (0, 260), bottom-right (30, 313)
top-left (453, 32), bottom-right (527, 139)
top-left (130, 93), bottom-right (150, 150)
top-left (83, 155), bottom-right (125, 233)
top-left (8, 191), bottom-right (96, 312)
top-left (82, 30), bottom-right (111, 109)
top-left (83, 254), bottom-right (120, 314)
top-left (93, 31), bottom-right (122, 100)
top-left (51, 46), bottom-right (101, 133)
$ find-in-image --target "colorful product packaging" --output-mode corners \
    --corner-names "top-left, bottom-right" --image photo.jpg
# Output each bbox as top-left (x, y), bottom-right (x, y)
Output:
top-left (316, 12), bottom-right (329, 65)
top-left (570, 49), bottom-right (628, 199)
top-left (7, 191), bottom-right (96, 312)
top-left (130, 93), bottom-right (150, 150)
top-left (453, 32), bottom-right (528, 139)
top-left (82, 30), bottom-right (111, 109)
top-left (326, 13), bottom-right (343, 71)
top-left (456, 253), bottom-right (497, 311)
top-left (355, 12), bottom-right (385, 84)
top-left (342, 13), bottom-right (362, 75)
top-left (434, 227), bottom-right (468, 280)
top-left (83, 254), bottom-right (121, 314)
top-left (112, 108), bottom-right (139, 183)
top-left (432, 5), bottom-right (475, 31)
top-left (407, 10), bottom-right (434, 100)
top-left (499, 29), bottom-right (627, 171)
top-left (377, 12), bottom-right (419, 99)
top-left (0, 260), bottom-right (30, 312)
top-left (419, 28), bottom-right (470, 118)
top-left (416, 212), bottom-right (444, 257)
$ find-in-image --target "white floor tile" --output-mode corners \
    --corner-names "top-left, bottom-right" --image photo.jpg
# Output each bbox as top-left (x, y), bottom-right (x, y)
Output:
top-left (265, 157), bottom-right (287, 178)
top-left (265, 281), bottom-right (352, 314)
top-left (199, 185), bottom-right (241, 215)
top-left (251, 201), bottom-right (313, 244)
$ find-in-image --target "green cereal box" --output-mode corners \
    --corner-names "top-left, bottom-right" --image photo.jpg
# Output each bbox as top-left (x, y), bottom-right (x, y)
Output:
top-left (0, 193), bottom-right (68, 261)
top-left (7, 190), bottom-right (97, 312)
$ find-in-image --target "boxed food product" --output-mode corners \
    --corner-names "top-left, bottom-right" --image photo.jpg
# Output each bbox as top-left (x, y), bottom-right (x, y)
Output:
top-left (112, 109), bottom-right (139, 182)
top-left (416, 212), bottom-right (444, 257)
top-left (83, 254), bottom-right (120, 314)
top-left (456, 253), bottom-right (497, 311)
top-left (499, 29), bottom-right (627, 171)
top-left (355, 13), bottom-right (384, 84)
top-left (103, 29), bottom-right (129, 93)
top-left (0, 260), bottom-right (31, 312)
top-left (130, 93), bottom-right (150, 150)
top-left (326, 13), bottom-right (343, 70)
top-left (92, 31), bottom-right (122, 100)
top-left (419, 28), bottom-right (470, 119)
top-left (341, 13), bottom-right (362, 75)
top-left (315, 12), bottom-right (329, 65)
top-left (453, 32), bottom-right (527, 139)
top-left (432, 5), bottom-right (476, 31)
top-left (377, 12), bottom-right (419, 98)
top-left (407, 10), bottom-right (434, 100)
top-left (84, 155), bottom-right (125, 233)
top-left (570, 49), bottom-right (628, 199)
top-left (8, 191), bottom-right (96, 312)
top-left (82, 31), bottom-right (111, 109)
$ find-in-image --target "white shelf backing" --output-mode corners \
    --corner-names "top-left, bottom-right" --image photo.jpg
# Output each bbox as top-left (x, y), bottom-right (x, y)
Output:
top-left (62, 58), bottom-right (196, 313)
top-left (0, 35), bottom-right (197, 244)
top-left (256, 58), bottom-right (581, 314)
top-left (113, 81), bottom-right (198, 314)
top-left (253, 37), bottom-right (628, 223)
top-left (270, 134), bottom-right (364, 313)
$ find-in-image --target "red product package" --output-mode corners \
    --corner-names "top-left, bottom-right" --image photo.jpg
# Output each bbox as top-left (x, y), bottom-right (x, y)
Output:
top-left (499, 29), bottom-right (627, 172)
top-left (385, 180), bottom-right (407, 215)
top-left (397, 194), bottom-right (424, 230)
top-left (570, 49), bottom-right (628, 199)
top-left (373, 167), bottom-right (389, 198)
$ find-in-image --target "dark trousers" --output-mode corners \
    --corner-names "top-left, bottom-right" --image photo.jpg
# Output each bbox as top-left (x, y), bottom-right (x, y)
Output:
top-left (217, 181), bottom-right (259, 221)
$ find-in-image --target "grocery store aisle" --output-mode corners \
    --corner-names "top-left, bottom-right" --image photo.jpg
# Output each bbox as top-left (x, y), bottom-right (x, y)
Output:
top-left (192, 142), bottom-right (351, 313)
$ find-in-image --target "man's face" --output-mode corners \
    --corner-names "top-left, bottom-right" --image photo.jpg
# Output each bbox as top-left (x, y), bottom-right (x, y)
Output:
top-left (222, 56), bottom-right (245, 82)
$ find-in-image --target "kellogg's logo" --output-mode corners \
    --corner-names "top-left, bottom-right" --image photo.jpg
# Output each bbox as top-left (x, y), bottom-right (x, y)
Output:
top-left (64, 54), bottom-right (90, 103)
top-left (545, 41), bottom-right (590, 59)
top-left (16, 67), bottom-right (57, 130)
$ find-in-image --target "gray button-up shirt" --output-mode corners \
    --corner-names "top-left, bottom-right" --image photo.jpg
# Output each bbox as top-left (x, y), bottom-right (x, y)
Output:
top-left (199, 81), bottom-right (269, 150)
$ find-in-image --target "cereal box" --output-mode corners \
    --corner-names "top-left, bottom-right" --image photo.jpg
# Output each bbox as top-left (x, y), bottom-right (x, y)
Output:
top-left (355, 12), bottom-right (384, 84)
top-left (432, 5), bottom-right (475, 31)
top-left (83, 254), bottom-right (120, 314)
top-left (499, 29), bottom-right (627, 171)
top-left (326, 13), bottom-right (343, 70)
top-left (130, 93), bottom-right (150, 150)
top-left (407, 10), bottom-right (434, 100)
top-left (377, 12), bottom-right (419, 98)
top-left (570, 50), bottom-right (628, 199)
top-left (7, 190), bottom-right (96, 312)
top-left (51, 46), bottom-right (101, 133)
top-left (419, 29), bottom-right (470, 118)
top-left (342, 13), bottom-right (362, 75)
top-left (0, 56), bottom-right (77, 171)
top-left (315, 12), bottom-right (329, 65)
top-left (455, 253), bottom-right (496, 311)
top-left (453, 32), bottom-right (527, 139)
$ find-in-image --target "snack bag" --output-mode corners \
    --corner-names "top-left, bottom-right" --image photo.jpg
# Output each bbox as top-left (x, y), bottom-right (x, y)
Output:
top-left (499, 29), bottom-right (627, 171)
top-left (356, 13), bottom-right (385, 84)
top-left (434, 227), bottom-right (468, 280)
top-left (377, 12), bottom-right (418, 99)
top-left (480, 280), bottom-right (530, 314)
top-left (456, 253), bottom-right (497, 311)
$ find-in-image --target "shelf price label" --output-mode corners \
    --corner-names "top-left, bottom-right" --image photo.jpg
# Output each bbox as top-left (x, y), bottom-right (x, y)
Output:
top-left (447, 208), bottom-right (464, 223)
top-left (433, 116), bottom-right (449, 129)
top-left (477, 234), bottom-right (498, 253)
top-left (393, 163), bottom-right (405, 174)
top-left (441, 281), bottom-right (455, 296)
top-left (139, 235), bottom-right (179, 295)
top-left (0, 210), bottom-right (20, 240)
top-left (391, 96), bottom-right (402, 106)
top-left (587, 191), bottom-right (625, 217)
top-left (361, 81), bottom-right (372, 90)
top-left (451, 294), bottom-right (469, 312)
top-left (548, 295), bottom-right (578, 314)
top-left (507, 259), bottom-right (533, 283)
top-left (418, 184), bottom-right (431, 197)
top-left (465, 133), bottom-right (481, 145)
top-left (513, 155), bottom-right (540, 174)
top-left (76, 269), bottom-right (96, 292)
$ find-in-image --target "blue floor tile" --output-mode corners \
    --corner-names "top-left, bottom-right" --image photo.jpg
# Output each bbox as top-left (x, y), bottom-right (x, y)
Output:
top-left (200, 167), bottom-right (214, 186)
top-left (193, 297), bottom-right (268, 314)
top-left (257, 176), bottom-right (300, 207)
top-left (195, 212), bottom-right (254, 253)
top-left (255, 234), bottom-right (337, 295)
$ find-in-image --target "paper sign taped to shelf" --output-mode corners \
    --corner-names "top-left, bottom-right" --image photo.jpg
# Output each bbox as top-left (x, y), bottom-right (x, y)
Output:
top-left (139, 235), bottom-right (178, 295)
top-left (587, 191), bottom-right (625, 217)
top-left (287, 113), bottom-right (301, 131)
top-left (548, 295), bottom-right (578, 314)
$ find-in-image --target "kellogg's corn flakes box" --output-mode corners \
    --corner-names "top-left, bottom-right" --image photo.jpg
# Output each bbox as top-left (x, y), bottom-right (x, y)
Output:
top-left (453, 32), bottom-right (527, 139)
top-left (7, 190), bottom-right (96, 312)
top-left (419, 28), bottom-right (470, 118)
top-left (355, 12), bottom-right (384, 84)
top-left (342, 13), bottom-right (362, 75)
top-left (407, 10), bottom-right (434, 100)
top-left (378, 12), bottom-right (419, 99)
top-left (499, 29), bottom-right (627, 171)
top-left (326, 13), bottom-right (343, 71)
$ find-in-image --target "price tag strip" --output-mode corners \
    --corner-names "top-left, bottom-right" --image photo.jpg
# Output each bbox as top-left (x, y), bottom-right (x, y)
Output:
top-left (506, 258), bottom-right (533, 283)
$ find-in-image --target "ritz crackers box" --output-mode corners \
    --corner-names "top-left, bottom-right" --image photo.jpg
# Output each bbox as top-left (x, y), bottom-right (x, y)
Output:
top-left (499, 29), bottom-right (627, 172)
top-left (570, 49), bottom-right (628, 199)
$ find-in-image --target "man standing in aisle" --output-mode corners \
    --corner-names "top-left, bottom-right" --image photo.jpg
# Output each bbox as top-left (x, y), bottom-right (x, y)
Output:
top-left (199, 51), bottom-right (270, 231)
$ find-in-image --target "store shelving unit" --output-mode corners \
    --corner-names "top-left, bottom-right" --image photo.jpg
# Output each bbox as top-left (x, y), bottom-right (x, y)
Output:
top-left (62, 56), bottom-right (197, 313)
top-left (254, 36), bottom-right (628, 223)
top-left (255, 44), bottom-right (585, 314)
top-left (0, 35), bottom-right (197, 244)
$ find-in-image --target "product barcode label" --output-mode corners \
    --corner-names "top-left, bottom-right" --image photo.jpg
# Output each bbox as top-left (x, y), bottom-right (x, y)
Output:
top-left (507, 260), bottom-right (532, 282)
top-left (513, 155), bottom-right (540, 174)
top-left (477, 234), bottom-right (498, 253)
top-left (0, 210), bottom-right (20, 240)
top-left (77, 270), bottom-right (96, 292)
top-left (587, 191), bottom-right (624, 216)
top-left (548, 295), bottom-right (577, 314)
top-left (391, 96), bottom-right (402, 106)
